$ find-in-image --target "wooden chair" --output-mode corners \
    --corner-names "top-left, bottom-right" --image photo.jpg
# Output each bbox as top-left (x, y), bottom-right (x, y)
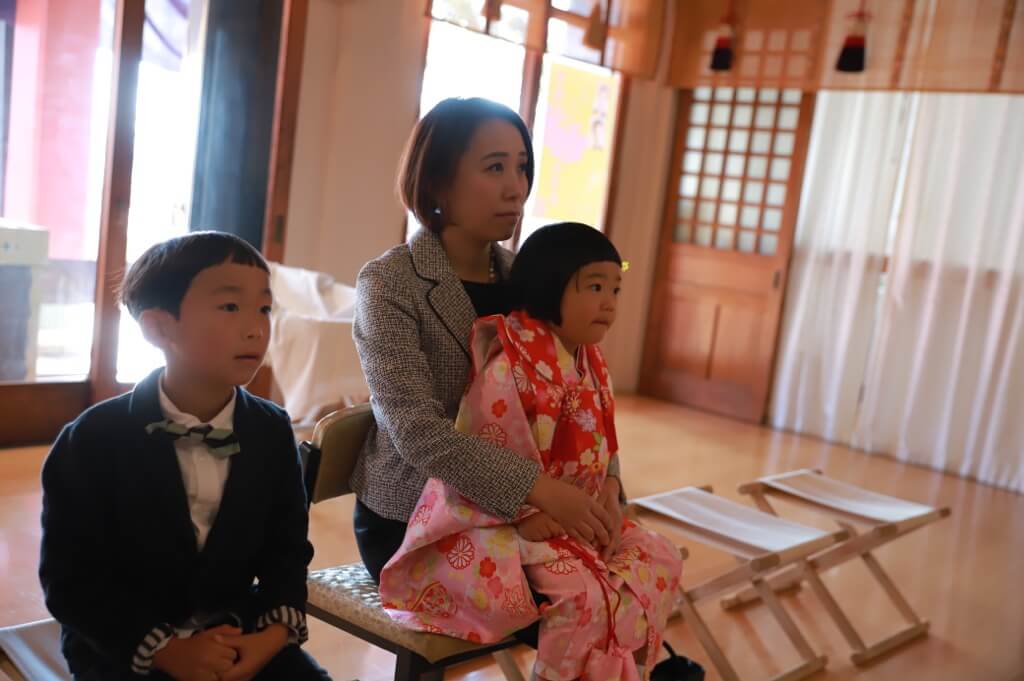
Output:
top-left (631, 486), bottom-right (845, 681)
top-left (300, 404), bottom-right (526, 681)
top-left (732, 469), bottom-right (951, 665)
top-left (0, 619), bottom-right (69, 681)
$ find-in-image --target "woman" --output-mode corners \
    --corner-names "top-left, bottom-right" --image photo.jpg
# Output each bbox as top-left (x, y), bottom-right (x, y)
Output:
top-left (350, 97), bottom-right (624, 582)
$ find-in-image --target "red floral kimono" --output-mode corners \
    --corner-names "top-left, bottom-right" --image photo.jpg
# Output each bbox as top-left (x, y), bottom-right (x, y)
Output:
top-left (379, 311), bottom-right (681, 680)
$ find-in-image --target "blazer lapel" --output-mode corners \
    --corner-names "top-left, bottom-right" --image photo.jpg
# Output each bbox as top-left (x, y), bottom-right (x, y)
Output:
top-left (200, 389), bottom-right (263, 559)
top-left (129, 369), bottom-right (198, 558)
top-left (410, 229), bottom-right (477, 359)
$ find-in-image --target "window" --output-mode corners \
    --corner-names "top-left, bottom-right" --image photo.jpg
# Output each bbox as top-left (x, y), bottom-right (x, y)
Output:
top-left (521, 55), bottom-right (621, 243)
top-left (0, 0), bottom-right (114, 381)
top-left (672, 86), bottom-right (803, 256)
top-left (116, 0), bottom-right (209, 383)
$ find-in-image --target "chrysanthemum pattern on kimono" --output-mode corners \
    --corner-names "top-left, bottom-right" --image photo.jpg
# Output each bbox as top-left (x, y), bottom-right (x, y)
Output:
top-left (379, 311), bottom-right (682, 680)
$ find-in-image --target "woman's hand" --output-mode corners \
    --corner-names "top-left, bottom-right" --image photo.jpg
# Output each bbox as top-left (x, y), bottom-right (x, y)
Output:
top-left (526, 476), bottom-right (613, 548)
top-left (515, 511), bottom-right (566, 542)
top-left (596, 476), bottom-right (624, 561)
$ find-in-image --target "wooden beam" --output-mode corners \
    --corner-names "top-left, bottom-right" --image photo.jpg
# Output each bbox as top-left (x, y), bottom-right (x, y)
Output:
top-left (89, 0), bottom-right (145, 404)
top-left (601, 75), bottom-right (631, 239)
top-left (889, 0), bottom-right (916, 90)
top-left (250, 0), bottom-right (310, 401)
top-left (990, 0), bottom-right (1019, 91)
top-left (511, 46), bottom-right (545, 250)
top-left (262, 0), bottom-right (310, 265)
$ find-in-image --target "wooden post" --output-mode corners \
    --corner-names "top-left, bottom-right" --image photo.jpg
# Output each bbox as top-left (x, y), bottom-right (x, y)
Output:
top-left (89, 0), bottom-right (145, 404)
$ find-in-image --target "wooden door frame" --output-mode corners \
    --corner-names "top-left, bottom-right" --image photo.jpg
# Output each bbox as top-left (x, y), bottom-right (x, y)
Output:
top-left (250, 0), bottom-right (309, 399)
top-left (762, 92), bottom-right (816, 413)
top-left (261, 0), bottom-right (309, 265)
top-left (639, 88), bottom-right (817, 423)
top-left (89, 0), bottom-right (146, 405)
top-left (639, 88), bottom-right (692, 398)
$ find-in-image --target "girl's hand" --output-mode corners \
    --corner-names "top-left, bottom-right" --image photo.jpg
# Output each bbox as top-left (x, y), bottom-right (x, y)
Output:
top-left (516, 512), bottom-right (566, 542)
top-left (527, 476), bottom-right (613, 547)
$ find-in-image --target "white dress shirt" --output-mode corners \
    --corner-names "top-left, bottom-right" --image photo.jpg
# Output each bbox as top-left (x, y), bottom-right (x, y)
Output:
top-left (131, 377), bottom-right (306, 675)
top-left (157, 377), bottom-right (235, 551)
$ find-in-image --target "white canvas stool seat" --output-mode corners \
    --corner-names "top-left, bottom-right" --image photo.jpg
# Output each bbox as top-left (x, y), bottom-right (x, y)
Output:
top-left (632, 486), bottom-right (846, 681)
top-left (0, 619), bottom-right (69, 681)
top-left (731, 469), bottom-right (951, 664)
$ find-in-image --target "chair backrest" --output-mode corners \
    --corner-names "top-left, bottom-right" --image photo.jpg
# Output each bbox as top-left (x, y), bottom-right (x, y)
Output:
top-left (302, 402), bottom-right (374, 504)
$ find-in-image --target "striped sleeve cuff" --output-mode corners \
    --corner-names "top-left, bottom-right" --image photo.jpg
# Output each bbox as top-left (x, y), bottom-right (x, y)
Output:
top-left (256, 605), bottom-right (308, 645)
top-left (131, 623), bottom-right (176, 675)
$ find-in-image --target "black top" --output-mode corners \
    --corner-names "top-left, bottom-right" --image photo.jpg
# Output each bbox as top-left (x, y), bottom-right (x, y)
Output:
top-left (38, 368), bottom-right (312, 675)
top-left (462, 279), bottom-right (514, 318)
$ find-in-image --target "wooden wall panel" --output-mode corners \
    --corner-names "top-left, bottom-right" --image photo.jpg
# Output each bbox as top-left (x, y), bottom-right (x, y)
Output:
top-left (668, 0), bottom-right (1024, 94)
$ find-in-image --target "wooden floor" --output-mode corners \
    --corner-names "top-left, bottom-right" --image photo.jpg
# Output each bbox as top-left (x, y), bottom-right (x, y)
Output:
top-left (2, 395), bottom-right (1022, 681)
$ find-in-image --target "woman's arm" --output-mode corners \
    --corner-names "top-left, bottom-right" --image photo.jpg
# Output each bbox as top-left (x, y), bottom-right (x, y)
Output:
top-left (353, 259), bottom-right (539, 521)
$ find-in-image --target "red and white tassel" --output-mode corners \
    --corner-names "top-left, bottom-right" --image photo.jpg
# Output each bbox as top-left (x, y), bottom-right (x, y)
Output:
top-left (710, 4), bottom-right (736, 71)
top-left (836, 1), bottom-right (868, 72)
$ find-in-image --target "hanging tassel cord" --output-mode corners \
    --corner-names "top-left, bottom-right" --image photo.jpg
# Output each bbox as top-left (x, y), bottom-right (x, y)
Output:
top-left (720, 0), bottom-right (736, 25)
top-left (849, 0), bottom-right (870, 21)
top-left (549, 536), bottom-right (624, 650)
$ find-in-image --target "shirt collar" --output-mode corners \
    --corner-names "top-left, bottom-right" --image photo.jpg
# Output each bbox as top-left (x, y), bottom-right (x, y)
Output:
top-left (158, 372), bottom-right (236, 431)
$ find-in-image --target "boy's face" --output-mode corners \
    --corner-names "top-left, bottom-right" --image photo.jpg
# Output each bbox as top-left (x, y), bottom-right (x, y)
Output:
top-left (156, 262), bottom-right (272, 387)
top-left (552, 261), bottom-right (621, 350)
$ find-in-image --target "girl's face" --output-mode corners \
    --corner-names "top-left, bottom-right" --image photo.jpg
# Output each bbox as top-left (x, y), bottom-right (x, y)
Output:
top-left (552, 261), bottom-right (622, 352)
top-left (441, 119), bottom-right (529, 243)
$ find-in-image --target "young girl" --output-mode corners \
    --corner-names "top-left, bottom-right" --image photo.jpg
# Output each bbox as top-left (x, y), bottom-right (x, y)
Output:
top-left (379, 223), bottom-right (682, 681)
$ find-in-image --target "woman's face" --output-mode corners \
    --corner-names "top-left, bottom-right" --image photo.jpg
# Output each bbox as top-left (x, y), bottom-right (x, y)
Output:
top-left (442, 119), bottom-right (529, 243)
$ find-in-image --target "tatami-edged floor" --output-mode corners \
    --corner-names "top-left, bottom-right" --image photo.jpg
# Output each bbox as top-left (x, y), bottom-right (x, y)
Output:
top-left (2, 395), bottom-right (1022, 680)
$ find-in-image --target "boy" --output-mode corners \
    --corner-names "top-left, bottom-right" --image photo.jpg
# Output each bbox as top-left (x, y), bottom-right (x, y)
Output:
top-left (39, 232), bottom-right (330, 681)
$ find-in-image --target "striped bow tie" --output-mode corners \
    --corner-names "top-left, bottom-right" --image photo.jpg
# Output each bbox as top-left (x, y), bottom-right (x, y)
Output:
top-left (145, 420), bottom-right (241, 458)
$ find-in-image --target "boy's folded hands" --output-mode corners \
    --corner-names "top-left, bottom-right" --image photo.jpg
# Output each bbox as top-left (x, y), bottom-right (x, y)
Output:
top-left (153, 623), bottom-right (289, 681)
top-left (154, 625), bottom-right (238, 681)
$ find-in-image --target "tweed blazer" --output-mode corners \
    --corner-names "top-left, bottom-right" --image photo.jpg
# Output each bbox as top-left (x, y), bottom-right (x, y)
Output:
top-left (351, 228), bottom-right (543, 522)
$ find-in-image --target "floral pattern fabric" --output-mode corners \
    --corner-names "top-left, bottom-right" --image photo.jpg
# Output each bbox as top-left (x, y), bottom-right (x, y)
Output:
top-left (379, 311), bottom-right (681, 680)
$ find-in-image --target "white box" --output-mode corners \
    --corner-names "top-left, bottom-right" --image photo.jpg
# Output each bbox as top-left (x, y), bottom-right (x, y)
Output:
top-left (0, 222), bottom-right (49, 381)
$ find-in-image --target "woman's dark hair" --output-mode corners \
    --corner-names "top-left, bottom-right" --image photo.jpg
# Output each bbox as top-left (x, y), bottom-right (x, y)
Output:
top-left (119, 231), bottom-right (269, 320)
top-left (398, 97), bottom-right (535, 233)
top-left (510, 222), bottom-right (622, 325)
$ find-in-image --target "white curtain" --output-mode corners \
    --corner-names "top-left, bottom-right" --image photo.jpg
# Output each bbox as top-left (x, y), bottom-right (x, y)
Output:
top-left (772, 91), bottom-right (1024, 493)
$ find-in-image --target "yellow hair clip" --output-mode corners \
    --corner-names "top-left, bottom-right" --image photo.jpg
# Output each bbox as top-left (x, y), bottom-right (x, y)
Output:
top-left (621, 261), bottom-right (630, 272)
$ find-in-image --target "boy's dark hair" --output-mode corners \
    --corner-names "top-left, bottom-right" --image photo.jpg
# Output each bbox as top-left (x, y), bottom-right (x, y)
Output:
top-left (510, 222), bottom-right (622, 326)
top-left (119, 231), bottom-right (269, 319)
top-left (398, 97), bottom-right (535, 234)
